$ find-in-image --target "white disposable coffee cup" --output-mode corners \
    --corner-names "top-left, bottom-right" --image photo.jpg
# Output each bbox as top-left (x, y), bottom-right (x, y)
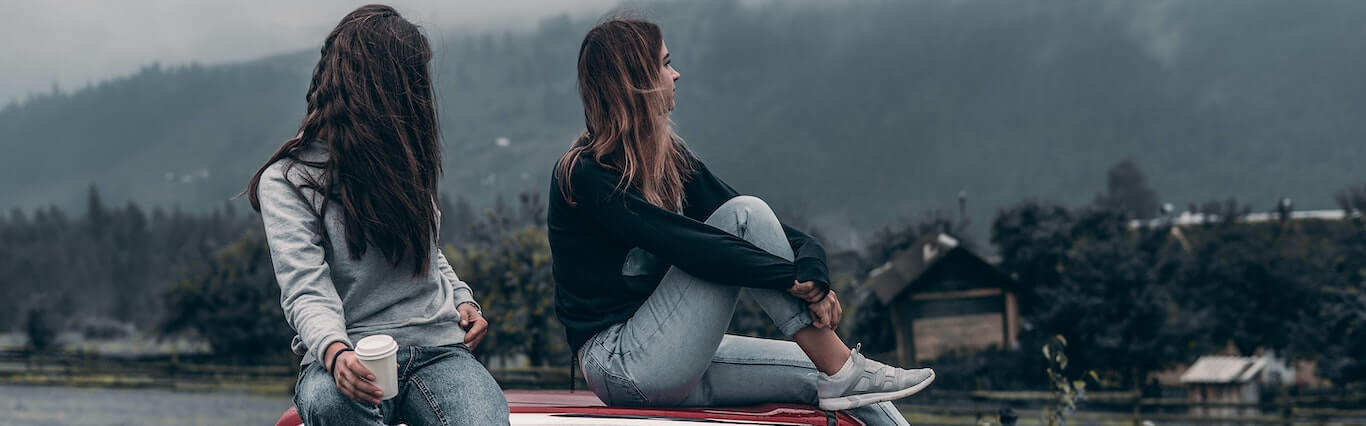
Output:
top-left (354, 334), bottom-right (400, 400)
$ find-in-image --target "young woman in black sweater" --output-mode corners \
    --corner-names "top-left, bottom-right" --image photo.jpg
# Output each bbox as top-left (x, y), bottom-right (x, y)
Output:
top-left (547, 17), bottom-right (934, 425)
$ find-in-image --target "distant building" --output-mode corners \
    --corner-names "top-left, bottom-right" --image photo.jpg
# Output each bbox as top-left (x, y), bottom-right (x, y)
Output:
top-left (865, 232), bottom-right (1021, 367)
top-left (1128, 208), bottom-right (1356, 229)
top-left (1151, 347), bottom-right (1323, 391)
top-left (1180, 355), bottom-right (1291, 417)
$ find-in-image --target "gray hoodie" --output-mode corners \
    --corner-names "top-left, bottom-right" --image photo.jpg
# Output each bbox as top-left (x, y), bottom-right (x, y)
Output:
top-left (257, 144), bottom-right (477, 365)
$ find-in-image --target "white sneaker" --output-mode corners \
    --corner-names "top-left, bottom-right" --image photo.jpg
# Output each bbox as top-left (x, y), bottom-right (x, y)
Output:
top-left (816, 344), bottom-right (935, 411)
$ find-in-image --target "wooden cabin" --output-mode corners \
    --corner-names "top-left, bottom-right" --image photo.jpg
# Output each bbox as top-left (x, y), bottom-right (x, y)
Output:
top-left (865, 232), bottom-right (1021, 367)
top-left (1180, 355), bottom-right (1272, 418)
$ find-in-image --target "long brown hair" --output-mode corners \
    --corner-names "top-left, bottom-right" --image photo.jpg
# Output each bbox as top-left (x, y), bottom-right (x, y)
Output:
top-left (245, 4), bottom-right (441, 276)
top-left (556, 17), bottom-right (694, 210)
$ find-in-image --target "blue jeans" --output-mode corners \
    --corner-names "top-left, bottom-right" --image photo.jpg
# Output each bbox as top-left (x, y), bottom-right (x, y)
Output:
top-left (294, 344), bottom-right (509, 426)
top-left (578, 196), bottom-right (908, 426)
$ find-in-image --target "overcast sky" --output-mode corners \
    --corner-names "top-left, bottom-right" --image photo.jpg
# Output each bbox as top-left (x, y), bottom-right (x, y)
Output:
top-left (0, 0), bottom-right (619, 105)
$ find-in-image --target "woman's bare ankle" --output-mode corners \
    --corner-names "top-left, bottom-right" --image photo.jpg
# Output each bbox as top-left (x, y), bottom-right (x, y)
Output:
top-left (793, 326), bottom-right (852, 375)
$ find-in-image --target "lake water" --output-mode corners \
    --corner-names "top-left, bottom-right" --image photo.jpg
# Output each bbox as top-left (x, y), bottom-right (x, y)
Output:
top-left (0, 384), bottom-right (292, 425)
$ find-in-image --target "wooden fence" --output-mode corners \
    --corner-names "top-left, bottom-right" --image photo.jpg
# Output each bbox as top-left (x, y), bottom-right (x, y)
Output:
top-left (903, 389), bottom-right (1366, 425)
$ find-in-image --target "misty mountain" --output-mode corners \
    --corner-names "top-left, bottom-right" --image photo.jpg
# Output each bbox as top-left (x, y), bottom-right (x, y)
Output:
top-left (2, 0), bottom-right (1363, 246)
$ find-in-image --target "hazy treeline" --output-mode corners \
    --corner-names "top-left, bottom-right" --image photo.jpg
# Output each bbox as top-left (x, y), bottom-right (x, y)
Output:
top-left (0, 187), bottom-right (254, 331)
top-left (5, 163), bottom-right (1364, 391)
top-left (0, 186), bottom-right (474, 353)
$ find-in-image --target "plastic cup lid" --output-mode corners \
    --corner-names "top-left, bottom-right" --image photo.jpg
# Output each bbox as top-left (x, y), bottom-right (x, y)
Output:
top-left (354, 334), bottom-right (398, 360)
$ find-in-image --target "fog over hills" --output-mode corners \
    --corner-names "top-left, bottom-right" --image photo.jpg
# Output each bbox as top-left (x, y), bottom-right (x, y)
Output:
top-left (3, 0), bottom-right (1363, 247)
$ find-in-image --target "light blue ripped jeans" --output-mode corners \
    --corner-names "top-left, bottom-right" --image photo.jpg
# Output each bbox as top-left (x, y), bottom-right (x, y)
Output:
top-left (294, 344), bottom-right (509, 426)
top-left (578, 196), bottom-right (908, 426)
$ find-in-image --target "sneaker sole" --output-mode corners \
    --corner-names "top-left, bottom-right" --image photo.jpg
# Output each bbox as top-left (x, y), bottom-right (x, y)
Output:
top-left (817, 370), bottom-right (936, 411)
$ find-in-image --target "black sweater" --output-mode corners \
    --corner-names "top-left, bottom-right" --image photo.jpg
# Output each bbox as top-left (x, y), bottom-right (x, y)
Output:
top-left (548, 155), bottom-right (830, 352)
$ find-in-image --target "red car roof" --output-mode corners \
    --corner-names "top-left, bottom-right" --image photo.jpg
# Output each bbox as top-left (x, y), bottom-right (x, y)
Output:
top-left (277, 390), bottom-right (867, 425)
top-left (506, 390), bottom-right (865, 425)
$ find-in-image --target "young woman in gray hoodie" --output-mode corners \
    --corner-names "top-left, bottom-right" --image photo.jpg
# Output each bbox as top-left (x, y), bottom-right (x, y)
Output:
top-left (245, 5), bottom-right (507, 425)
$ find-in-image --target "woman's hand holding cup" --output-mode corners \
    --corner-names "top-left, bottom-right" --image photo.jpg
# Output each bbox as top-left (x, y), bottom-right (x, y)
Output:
top-left (325, 341), bottom-right (383, 406)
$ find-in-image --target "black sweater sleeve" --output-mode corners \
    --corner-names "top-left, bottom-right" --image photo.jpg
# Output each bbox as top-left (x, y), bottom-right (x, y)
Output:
top-left (682, 162), bottom-right (832, 291)
top-left (782, 224), bottom-right (832, 290)
top-left (569, 160), bottom-right (799, 290)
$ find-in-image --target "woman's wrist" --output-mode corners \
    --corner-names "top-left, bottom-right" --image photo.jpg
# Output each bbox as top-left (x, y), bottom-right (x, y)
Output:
top-left (810, 287), bottom-right (831, 303)
top-left (456, 300), bottom-right (483, 315)
top-left (324, 341), bottom-right (352, 372)
top-left (788, 279), bottom-right (831, 303)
